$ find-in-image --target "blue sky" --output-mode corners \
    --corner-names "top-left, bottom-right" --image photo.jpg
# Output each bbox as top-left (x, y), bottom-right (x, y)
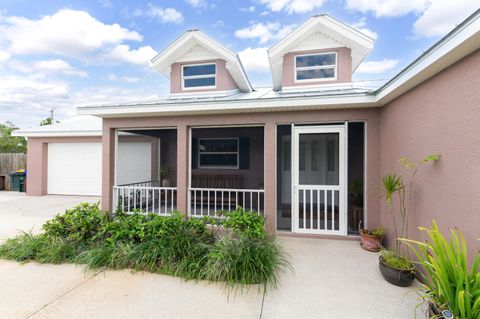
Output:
top-left (0, 0), bottom-right (478, 128)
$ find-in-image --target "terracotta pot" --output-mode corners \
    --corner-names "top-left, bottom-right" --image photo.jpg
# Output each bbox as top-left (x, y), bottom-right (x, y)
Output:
top-left (378, 256), bottom-right (415, 287)
top-left (359, 230), bottom-right (382, 252)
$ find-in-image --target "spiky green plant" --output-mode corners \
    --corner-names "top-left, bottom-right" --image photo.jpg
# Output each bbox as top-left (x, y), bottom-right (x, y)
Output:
top-left (400, 221), bottom-right (480, 319)
top-left (380, 154), bottom-right (440, 256)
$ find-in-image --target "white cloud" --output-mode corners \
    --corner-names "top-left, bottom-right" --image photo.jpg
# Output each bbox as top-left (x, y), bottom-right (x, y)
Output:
top-left (147, 4), bottom-right (184, 23)
top-left (356, 58), bottom-right (399, 74)
top-left (98, 0), bottom-right (113, 8)
top-left (0, 50), bottom-right (11, 62)
top-left (413, 0), bottom-right (479, 37)
top-left (107, 74), bottom-right (140, 83)
top-left (31, 59), bottom-right (88, 77)
top-left (345, 0), bottom-right (429, 17)
top-left (346, 0), bottom-right (478, 38)
top-left (0, 74), bottom-right (162, 128)
top-left (350, 18), bottom-right (378, 40)
top-left (235, 22), bottom-right (297, 44)
top-left (240, 6), bottom-right (256, 12)
top-left (0, 9), bottom-right (142, 57)
top-left (259, 0), bottom-right (326, 14)
top-left (238, 47), bottom-right (270, 73)
top-left (211, 20), bottom-right (225, 28)
top-left (185, 0), bottom-right (208, 8)
top-left (108, 44), bottom-right (157, 66)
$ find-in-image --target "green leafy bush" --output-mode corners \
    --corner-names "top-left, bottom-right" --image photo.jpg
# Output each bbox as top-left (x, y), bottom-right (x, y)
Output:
top-left (0, 203), bottom-right (290, 291)
top-left (43, 202), bottom-right (108, 244)
top-left (221, 206), bottom-right (265, 238)
top-left (400, 221), bottom-right (480, 319)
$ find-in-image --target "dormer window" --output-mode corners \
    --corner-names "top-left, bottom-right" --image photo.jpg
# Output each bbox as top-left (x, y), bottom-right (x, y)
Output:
top-left (295, 52), bottom-right (337, 82)
top-left (182, 63), bottom-right (216, 90)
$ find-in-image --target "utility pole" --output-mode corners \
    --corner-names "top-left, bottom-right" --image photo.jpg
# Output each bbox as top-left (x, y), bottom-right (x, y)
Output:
top-left (50, 108), bottom-right (55, 122)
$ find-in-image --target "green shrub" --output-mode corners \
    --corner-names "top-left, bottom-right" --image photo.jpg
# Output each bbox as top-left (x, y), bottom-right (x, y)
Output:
top-left (203, 235), bottom-right (290, 288)
top-left (43, 202), bottom-right (108, 244)
top-left (380, 250), bottom-right (413, 270)
top-left (34, 236), bottom-right (80, 264)
top-left (400, 221), bottom-right (480, 319)
top-left (221, 206), bottom-right (265, 239)
top-left (0, 232), bottom-right (46, 262)
top-left (0, 203), bottom-right (291, 292)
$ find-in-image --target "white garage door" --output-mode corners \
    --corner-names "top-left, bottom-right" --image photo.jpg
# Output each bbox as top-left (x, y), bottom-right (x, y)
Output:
top-left (116, 142), bottom-right (152, 185)
top-left (48, 143), bottom-right (102, 196)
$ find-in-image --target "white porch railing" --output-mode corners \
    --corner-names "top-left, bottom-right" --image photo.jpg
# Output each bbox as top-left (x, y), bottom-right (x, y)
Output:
top-left (113, 182), bottom-right (177, 215)
top-left (189, 188), bottom-right (264, 217)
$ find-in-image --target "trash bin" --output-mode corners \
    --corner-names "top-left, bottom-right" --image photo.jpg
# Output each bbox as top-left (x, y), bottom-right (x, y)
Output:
top-left (9, 171), bottom-right (26, 192)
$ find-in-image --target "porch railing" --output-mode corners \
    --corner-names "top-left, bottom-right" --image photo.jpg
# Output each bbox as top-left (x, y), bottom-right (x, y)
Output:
top-left (189, 187), bottom-right (264, 217)
top-left (113, 181), bottom-right (177, 215)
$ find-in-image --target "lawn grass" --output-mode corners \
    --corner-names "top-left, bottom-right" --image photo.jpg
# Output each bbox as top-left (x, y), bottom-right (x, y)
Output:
top-left (0, 203), bottom-right (291, 292)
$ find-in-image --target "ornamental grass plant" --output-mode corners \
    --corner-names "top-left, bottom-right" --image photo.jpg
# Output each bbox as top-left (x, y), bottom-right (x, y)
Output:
top-left (0, 203), bottom-right (291, 292)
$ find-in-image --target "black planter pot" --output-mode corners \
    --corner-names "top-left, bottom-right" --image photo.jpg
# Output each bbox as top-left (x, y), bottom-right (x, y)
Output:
top-left (378, 256), bottom-right (415, 287)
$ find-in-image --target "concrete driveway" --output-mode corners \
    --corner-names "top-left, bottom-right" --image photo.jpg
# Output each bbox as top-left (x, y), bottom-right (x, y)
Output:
top-left (0, 192), bottom-right (423, 319)
top-left (0, 192), bottom-right (99, 239)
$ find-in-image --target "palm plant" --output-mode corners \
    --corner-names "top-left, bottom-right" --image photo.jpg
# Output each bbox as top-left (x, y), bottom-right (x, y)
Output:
top-left (400, 221), bottom-right (480, 319)
top-left (380, 154), bottom-right (440, 256)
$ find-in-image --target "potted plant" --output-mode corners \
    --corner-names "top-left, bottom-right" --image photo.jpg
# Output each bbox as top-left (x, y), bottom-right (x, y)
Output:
top-left (160, 166), bottom-right (173, 187)
top-left (400, 222), bottom-right (478, 319)
top-left (379, 154), bottom-right (440, 287)
top-left (359, 226), bottom-right (384, 252)
top-left (349, 178), bottom-right (363, 206)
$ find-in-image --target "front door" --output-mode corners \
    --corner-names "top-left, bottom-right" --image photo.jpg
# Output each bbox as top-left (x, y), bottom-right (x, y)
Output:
top-left (292, 125), bottom-right (346, 235)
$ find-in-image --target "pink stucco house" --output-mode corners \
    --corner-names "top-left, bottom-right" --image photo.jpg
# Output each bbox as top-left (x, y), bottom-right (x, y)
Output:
top-left (14, 12), bottom-right (480, 250)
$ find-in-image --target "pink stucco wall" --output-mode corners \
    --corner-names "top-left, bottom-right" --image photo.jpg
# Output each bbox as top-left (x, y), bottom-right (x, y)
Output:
top-left (380, 49), bottom-right (480, 256)
top-left (102, 108), bottom-right (381, 233)
top-left (282, 48), bottom-right (352, 87)
top-left (26, 136), bottom-right (101, 196)
top-left (170, 59), bottom-right (238, 94)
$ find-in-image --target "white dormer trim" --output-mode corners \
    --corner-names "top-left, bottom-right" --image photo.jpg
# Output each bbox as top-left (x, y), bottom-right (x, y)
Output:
top-left (268, 14), bottom-right (375, 91)
top-left (151, 30), bottom-right (253, 93)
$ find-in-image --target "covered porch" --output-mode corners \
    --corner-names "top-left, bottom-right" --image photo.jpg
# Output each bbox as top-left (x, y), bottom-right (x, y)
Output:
top-left (112, 126), bottom-right (265, 218)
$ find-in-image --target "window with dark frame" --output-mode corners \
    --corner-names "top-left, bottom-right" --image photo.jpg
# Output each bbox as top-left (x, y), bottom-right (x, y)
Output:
top-left (198, 138), bottom-right (239, 168)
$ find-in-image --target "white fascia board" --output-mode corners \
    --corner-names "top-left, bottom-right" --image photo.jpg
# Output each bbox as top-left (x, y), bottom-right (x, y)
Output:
top-left (12, 130), bottom-right (101, 138)
top-left (77, 93), bottom-right (377, 118)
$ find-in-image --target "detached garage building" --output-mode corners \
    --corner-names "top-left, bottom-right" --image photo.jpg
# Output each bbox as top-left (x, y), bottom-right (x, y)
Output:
top-left (15, 116), bottom-right (159, 197)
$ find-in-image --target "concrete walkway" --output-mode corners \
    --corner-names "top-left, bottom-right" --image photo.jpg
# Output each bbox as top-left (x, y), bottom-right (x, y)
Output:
top-left (0, 192), bottom-right (423, 319)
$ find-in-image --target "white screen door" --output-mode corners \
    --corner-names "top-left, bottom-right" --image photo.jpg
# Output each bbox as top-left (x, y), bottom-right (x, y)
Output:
top-left (292, 125), bottom-right (346, 235)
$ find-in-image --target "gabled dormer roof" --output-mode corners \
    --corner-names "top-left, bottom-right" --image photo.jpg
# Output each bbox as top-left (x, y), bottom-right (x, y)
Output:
top-left (268, 14), bottom-right (375, 91)
top-left (151, 30), bottom-right (253, 92)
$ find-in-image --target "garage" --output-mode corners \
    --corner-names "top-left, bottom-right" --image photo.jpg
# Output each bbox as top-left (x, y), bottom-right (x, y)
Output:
top-left (47, 143), bottom-right (102, 196)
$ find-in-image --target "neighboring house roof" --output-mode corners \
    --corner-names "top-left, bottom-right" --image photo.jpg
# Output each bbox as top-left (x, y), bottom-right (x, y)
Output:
top-left (12, 116), bottom-right (102, 137)
top-left (268, 14), bottom-right (375, 91)
top-left (151, 30), bottom-right (253, 93)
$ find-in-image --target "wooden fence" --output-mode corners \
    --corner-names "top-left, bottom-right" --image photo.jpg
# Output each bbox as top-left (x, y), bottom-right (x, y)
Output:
top-left (0, 153), bottom-right (27, 190)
